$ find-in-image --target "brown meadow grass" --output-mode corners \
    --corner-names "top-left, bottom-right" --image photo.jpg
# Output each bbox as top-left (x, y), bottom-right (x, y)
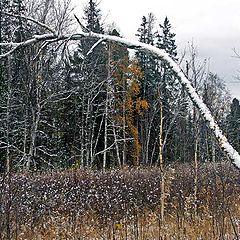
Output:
top-left (0, 161), bottom-right (239, 239)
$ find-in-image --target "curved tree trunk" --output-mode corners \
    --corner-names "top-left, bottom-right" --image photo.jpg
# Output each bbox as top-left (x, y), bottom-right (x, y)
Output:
top-left (84, 32), bottom-right (240, 169)
top-left (1, 26), bottom-right (240, 169)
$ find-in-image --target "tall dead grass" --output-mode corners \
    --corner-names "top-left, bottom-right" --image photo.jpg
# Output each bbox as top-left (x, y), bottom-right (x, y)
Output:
top-left (0, 161), bottom-right (239, 239)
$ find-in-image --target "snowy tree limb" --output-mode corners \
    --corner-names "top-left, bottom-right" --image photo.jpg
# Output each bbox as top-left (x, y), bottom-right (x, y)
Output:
top-left (0, 29), bottom-right (240, 169)
top-left (86, 39), bottom-right (104, 56)
top-left (0, 46), bottom-right (20, 58)
top-left (2, 12), bottom-right (57, 34)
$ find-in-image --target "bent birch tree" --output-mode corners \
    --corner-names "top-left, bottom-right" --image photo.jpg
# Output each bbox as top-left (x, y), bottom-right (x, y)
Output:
top-left (0, 18), bottom-right (240, 169)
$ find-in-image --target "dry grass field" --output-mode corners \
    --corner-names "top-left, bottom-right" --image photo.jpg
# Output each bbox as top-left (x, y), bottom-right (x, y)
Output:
top-left (0, 162), bottom-right (239, 239)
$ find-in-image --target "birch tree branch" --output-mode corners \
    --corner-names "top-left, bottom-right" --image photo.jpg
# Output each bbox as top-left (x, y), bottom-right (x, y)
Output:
top-left (2, 12), bottom-right (57, 34)
top-left (87, 39), bottom-right (104, 56)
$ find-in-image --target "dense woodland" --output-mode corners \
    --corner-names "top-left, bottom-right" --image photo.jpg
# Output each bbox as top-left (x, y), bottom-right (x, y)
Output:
top-left (0, 0), bottom-right (240, 172)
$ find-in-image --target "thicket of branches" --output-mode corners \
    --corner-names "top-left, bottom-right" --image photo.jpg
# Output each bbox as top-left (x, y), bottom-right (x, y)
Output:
top-left (0, 0), bottom-right (239, 172)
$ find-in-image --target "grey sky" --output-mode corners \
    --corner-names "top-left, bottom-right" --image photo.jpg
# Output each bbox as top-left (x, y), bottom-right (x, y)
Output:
top-left (73, 0), bottom-right (240, 99)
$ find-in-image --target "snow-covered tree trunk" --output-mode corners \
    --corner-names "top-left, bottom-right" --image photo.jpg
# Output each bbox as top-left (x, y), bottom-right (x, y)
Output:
top-left (85, 32), bottom-right (240, 169)
top-left (1, 28), bottom-right (240, 169)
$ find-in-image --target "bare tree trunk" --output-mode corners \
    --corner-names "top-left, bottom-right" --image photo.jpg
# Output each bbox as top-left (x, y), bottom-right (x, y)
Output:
top-left (80, 95), bottom-right (85, 167)
top-left (113, 125), bottom-right (121, 166)
top-left (212, 142), bottom-right (216, 162)
top-left (103, 91), bottom-right (108, 170)
top-left (86, 97), bottom-right (92, 167)
top-left (122, 95), bottom-right (126, 166)
top-left (26, 103), bottom-right (41, 170)
top-left (22, 108), bottom-right (28, 163)
top-left (6, 56), bottom-right (12, 173)
top-left (103, 43), bottom-right (111, 170)
top-left (193, 135), bottom-right (198, 217)
top-left (158, 88), bottom-right (165, 224)
top-left (158, 94), bottom-right (164, 168)
top-left (192, 58), bottom-right (199, 218)
top-left (6, 91), bottom-right (10, 173)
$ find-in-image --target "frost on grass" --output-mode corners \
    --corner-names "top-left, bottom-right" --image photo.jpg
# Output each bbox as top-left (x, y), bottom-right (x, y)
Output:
top-left (0, 163), bottom-right (239, 239)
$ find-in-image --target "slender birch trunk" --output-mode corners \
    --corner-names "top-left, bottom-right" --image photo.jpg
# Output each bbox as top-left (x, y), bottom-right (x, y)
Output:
top-left (113, 125), bottom-right (121, 166)
top-left (158, 88), bottom-right (165, 223)
top-left (103, 91), bottom-right (108, 170)
top-left (26, 103), bottom-right (41, 170)
top-left (6, 89), bottom-right (10, 173)
top-left (193, 134), bottom-right (198, 217)
top-left (103, 42), bottom-right (111, 170)
top-left (6, 56), bottom-right (12, 173)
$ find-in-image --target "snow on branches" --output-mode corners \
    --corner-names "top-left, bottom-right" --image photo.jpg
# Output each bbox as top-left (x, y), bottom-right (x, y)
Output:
top-left (0, 16), bottom-right (240, 169)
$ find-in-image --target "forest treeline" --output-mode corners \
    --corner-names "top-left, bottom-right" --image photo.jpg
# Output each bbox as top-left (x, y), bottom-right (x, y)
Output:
top-left (0, 0), bottom-right (240, 171)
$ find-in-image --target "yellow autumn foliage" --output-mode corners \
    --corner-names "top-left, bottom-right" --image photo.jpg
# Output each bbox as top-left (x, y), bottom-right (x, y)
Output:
top-left (136, 98), bottom-right (149, 115)
top-left (112, 59), bottom-right (149, 165)
top-left (129, 80), bottom-right (140, 95)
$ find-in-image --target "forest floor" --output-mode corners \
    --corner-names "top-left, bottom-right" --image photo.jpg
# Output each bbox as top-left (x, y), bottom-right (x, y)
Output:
top-left (0, 161), bottom-right (239, 239)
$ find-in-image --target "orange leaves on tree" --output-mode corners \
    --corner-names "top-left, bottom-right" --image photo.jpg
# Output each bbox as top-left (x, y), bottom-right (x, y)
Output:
top-left (112, 59), bottom-right (149, 165)
top-left (128, 63), bottom-right (143, 80)
top-left (136, 98), bottom-right (149, 115)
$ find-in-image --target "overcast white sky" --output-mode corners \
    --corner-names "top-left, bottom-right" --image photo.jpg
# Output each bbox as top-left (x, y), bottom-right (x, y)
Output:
top-left (73, 0), bottom-right (240, 99)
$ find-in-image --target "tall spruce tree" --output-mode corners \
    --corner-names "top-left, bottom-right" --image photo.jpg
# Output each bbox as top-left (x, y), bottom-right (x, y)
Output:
top-left (136, 13), bottom-right (158, 99)
top-left (67, 0), bottom-right (108, 168)
top-left (156, 16), bottom-right (180, 162)
top-left (156, 16), bottom-right (178, 106)
top-left (0, 0), bottom-right (9, 171)
top-left (135, 13), bottom-right (161, 164)
top-left (0, 0), bottom-right (28, 171)
top-left (81, 0), bottom-right (106, 71)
